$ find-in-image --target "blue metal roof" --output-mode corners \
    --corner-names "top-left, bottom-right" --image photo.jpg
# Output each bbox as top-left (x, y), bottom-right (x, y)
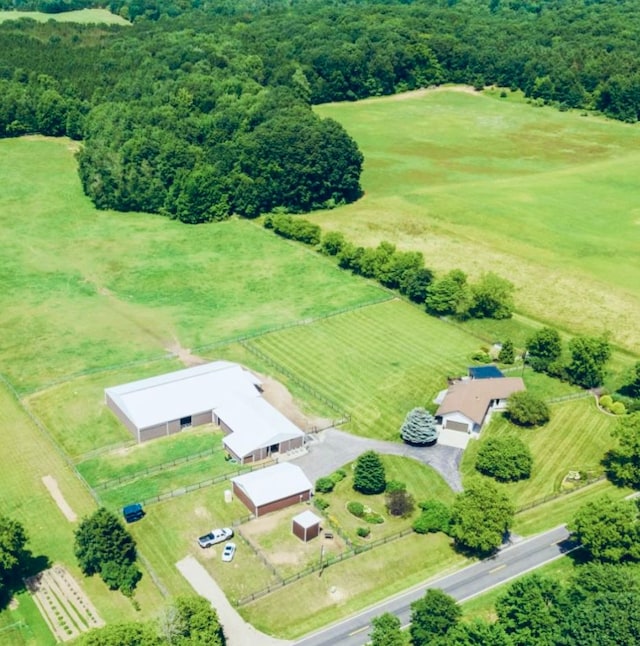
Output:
top-left (469, 365), bottom-right (504, 379)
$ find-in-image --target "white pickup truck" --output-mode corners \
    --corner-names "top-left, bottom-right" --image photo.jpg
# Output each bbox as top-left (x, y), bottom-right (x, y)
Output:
top-left (197, 527), bottom-right (234, 548)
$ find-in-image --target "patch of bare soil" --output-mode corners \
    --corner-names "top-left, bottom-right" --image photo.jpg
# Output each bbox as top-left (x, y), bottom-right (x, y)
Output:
top-left (166, 339), bottom-right (209, 367)
top-left (25, 565), bottom-right (104, 642)
top-left (41, 476), bottom-right (77, 522)
top-left (257, 374), bottom-right (333, 433)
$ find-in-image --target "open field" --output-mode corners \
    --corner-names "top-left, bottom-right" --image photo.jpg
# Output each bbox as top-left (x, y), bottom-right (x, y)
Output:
top-left (0, 8), bottom-right (129, 24)
top-left (246, 299), bottom-right (481, 439)
top-left (314, 87), bottom-right (640, 352)
top-left (461, 398), bottom-right (619, 508)
top-left (0, 137), bottom-right (386, 394)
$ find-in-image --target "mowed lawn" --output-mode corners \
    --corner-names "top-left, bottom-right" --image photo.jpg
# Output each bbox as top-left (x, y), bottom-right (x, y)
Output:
top-left (0, 137), bottom-right (386, 394)
top-left (314, 88), bottom-right (640, 352)
top-left (462, 398), bottom-right (619, 508)
top-left (246, 299), bottom-right (481, 440)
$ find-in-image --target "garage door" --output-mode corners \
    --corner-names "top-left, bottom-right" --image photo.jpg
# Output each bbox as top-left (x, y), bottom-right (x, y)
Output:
top-left (444, 420), bottom-right (469, 433)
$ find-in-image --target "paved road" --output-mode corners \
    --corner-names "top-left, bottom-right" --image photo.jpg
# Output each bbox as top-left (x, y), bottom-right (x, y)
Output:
top-left (295, 525), bottom-right (576, 646)
top-left (293, 428), bottom-right (463, 491)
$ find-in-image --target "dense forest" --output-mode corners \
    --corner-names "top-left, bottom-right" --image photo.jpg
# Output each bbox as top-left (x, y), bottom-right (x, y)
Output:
top-left (1, 0), bottom-right (640, 220)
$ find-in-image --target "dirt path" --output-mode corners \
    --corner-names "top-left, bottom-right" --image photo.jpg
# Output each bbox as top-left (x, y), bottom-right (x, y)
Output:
top-left (176, 556), bottom-right (292, 646)
top-left (42, 475), bottom-right (77, 522)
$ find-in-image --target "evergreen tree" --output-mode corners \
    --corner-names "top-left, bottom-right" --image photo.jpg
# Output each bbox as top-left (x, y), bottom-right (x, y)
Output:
top-left (400, 407), bottom-right (438, 445)
top-left (498, 339), bottom-right (515, 364)
top-left (353, 451), bottom-right (386, 495)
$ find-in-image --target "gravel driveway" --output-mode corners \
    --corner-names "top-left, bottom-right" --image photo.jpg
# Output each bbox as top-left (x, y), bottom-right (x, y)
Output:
top-left (292, 428), bottom-right (463, 492)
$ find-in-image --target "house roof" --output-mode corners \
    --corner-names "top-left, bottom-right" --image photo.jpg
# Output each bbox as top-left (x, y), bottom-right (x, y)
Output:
top-left (292, 510), bottom-right (322, 529)
top-left (105, 361), bottom-right (262, 430)
top-left (436, 377), bottom-right (525, 426)
top-left (469, 365), bottom-right (504, 379)
top-left (221, 397), bottom-right (304, 459)
top-left (232, 463), bottom-right (312, 508)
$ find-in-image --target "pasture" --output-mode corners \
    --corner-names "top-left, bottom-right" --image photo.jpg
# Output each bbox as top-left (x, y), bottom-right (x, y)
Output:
top-left (0, 138), bottom-right (385, 394)
top-left (314, 87), bottom-right (640, 352)
top-left (0, 9), bottom-right (129, 24)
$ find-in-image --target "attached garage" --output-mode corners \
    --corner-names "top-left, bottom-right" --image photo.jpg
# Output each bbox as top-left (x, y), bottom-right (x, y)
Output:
top-left (232, 463), bottom-right (313, 517)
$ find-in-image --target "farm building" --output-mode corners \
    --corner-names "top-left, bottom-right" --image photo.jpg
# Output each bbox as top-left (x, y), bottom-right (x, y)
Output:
top-left (436, 377), bottom-right (525, 434)
top-left (232, 463), bottom-right (313, 517)
top-left (105, 361), bottom-right (304, 462)
top-left (292, 510), bottom-right (322, 542)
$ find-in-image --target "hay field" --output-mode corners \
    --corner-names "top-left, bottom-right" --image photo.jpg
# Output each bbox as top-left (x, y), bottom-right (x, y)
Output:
top-left (314, 87), bottom-right (640, 352)
top-left (0, 8), bottom-right (129, 24)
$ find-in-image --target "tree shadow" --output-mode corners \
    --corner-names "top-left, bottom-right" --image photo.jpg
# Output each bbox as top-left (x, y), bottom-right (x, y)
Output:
top-left (0, 551), bottom-right (51, 611)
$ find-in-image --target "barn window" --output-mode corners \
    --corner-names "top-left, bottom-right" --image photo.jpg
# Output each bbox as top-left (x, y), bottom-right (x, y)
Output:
top-left (180, 416), bottom-right (192, 429)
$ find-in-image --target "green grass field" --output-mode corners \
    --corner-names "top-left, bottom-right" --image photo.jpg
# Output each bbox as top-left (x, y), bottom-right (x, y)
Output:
top-left (0, 8), bottom-right (129, 24)
top-left (0, 137), bottom-right (386, 394)
top-left (314, 87), bottom-right (640, 352)
top-left (462, 398), bottom-right (619, 509)
top-left (245, 299), bottom-right (481, 439)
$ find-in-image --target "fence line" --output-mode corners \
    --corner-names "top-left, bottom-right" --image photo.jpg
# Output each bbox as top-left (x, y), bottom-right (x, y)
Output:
top-left (0, 373), bottom-right (99, 504)
top-left (92, 446), bottom-right (224, 491)
top-left (545, 391), bottom-right (591, 404)
top-left (192, 296), bottom-right (394, 355)
top-left (236, 526), bottom-right (414, 606)
top-left (138, 459), bottom-right (277, 507)
top-left (515, 474), bottom-right (606, 513)
top-left (239, 340), bottom-right (350, 426)
top-left (235, 526), bottom-right (283, 583)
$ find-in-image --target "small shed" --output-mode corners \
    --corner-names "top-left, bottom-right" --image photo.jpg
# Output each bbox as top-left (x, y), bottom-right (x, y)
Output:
top-left (292, 510), bottom-right (322, 542)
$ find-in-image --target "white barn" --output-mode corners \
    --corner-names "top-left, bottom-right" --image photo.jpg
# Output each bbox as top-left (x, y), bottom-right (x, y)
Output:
top-left (105, 361), bottom-right (305, 463)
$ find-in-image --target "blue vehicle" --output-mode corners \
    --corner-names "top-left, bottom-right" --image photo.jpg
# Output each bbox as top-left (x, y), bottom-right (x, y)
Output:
top-left (122, 503), bottom-right (144, 523)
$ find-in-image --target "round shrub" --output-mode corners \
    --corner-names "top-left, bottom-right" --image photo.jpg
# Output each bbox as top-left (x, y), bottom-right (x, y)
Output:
top-left (599, 395), bottom-right (613, 410)
top-left (364, 511), bottom-right (384, 524)
top-left (475, 436), bottom-right (533, 482)
top-left (330, 469), bottom-right (347, 484)
top-left (611, 401), bottom-right (627, 415)
top-left (347, 501), bottom-right (365, 518)
top-left (356, 526), bottom-right (371, 538)
top-left (507, 391), bottom-right (550, 426)
top-left (315, 477), bottom-right (335, 494)
top-left (314, 496), bottom-right (329, 511)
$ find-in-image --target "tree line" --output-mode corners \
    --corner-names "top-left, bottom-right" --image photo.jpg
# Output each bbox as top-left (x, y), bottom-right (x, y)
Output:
top-left (2, 0), bottom-right (640, 223)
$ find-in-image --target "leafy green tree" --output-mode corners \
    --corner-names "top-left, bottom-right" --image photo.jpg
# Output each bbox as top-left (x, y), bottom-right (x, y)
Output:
top-left (570, 496), bottom-right (640, 563)
top-left (449, 480), bottom-right (514, 555)
top-left (369, 612), bottom-right (403, 646)
top-left (525, 327), bottom-right (562, 373)
top-left (497, 339), bottom-right (515, 364)
top-left (495, 574), bottom-right (566, 646)
top-left (507, 391), bottom-right (550, 427)
top-left (412, 500), bottom-right (451, 535)
top-left (353, 451), bottom-right (386, 495)
top-left (566, 335), bottom-right (611, 389)
top-left (400, 407), bottom-right (438, 445)
top-left (425, 269), bottom-right (472, 319)
top-left (169, 596), bottom-right (226, 645)
top-left (475, 436), bottom-right (533, 482)
top-left (604, 413), bottom-right (640, 488)
top-left (0, 516), bottom-right (29, 604)
top-left (74, 507), bottom-right (141, 596)
top-left (410, 589), bottom-right (461, 645)
top-left (443, 619), bottom-right (510, 646)
top-left (620, 361), bottom-right (640, 399)
top-left (78, 622), bottom-right (161, 646)
top-left (399, 266), bottom-right (434, 304)
top-left (469, 272), bottom-right (515, 320)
